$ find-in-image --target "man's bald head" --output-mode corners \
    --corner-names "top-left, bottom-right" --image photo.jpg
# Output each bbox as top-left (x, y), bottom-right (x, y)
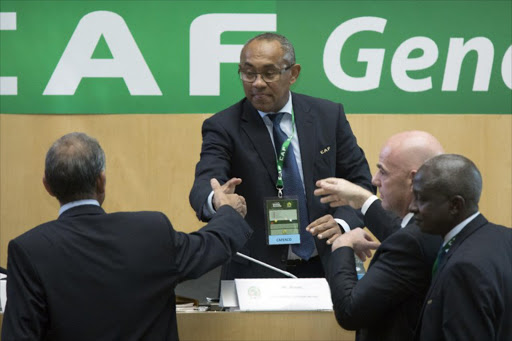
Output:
top-left (381, 131), bottom-right (445, 172)
top-left (410, 154), bottom-right (482, 236)
top-left (373, 131), bottom-right (444, 217)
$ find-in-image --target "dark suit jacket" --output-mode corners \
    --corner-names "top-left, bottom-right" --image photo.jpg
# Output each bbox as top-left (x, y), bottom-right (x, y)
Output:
top-left (416, 214), bottom-right (512, 341)
top-left (189, 92), bottom-right (374, 279)
top-left (327, 200), bottom-right (442, 341)
top-left (1, 204), bottom-right (252, 341)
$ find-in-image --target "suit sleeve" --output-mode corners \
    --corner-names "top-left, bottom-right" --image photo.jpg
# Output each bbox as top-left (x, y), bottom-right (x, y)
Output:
top-left (331, 103), bottom-right (375, 228)
top-left (167, 205), bottom-right (252, 281)
top-left (364, 200), bottom-right (403, 242)
top-left (1, 240), bottom-right (48, 341)
top-left (439, 261), bottom-right (498, 340)
top-left (189, 117), bottom-right (233, 222)
top-left (327, 231), bottom-right (429, 330)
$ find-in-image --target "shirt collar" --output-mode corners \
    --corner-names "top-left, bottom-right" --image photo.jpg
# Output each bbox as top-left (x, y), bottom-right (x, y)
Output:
top-left (401, 212), bottom-right (414, 228)
top-left (443, 211), bottom-right (480, 246)
top-left (59, 199), bottom-right (100, 216)
top-left (257, 92), bottom-right (293, 119)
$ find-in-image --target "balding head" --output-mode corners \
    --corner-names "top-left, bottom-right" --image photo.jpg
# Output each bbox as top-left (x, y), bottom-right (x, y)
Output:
top-left (373, 131), bottom-right (444, 217)
top-left (44, 132), bottom-right (106, 205)
top-left (410, 154), bottom-right (482, 236)
top-left (381, 131), bottom-right (445, 172)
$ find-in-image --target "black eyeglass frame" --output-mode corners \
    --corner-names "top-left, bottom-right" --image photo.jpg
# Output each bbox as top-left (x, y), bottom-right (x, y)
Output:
top-left (238, 64), bottom-right (295, 83)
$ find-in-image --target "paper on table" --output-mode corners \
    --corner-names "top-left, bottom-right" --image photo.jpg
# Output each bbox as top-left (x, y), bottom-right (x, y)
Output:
top-left (219, 280), bottom-right (239, 309)
top-left (235, 278), bottom-right (333, 311)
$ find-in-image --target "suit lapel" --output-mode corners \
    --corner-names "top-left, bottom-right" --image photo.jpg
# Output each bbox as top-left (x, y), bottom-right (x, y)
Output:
top-left (433, 213), bottom-right (487, 278)
top-left (240, 100), bottom-right (278, 185)
top-left (292, 93), bottom-right (316, 208)
top-left (417, 213), bottom-right (488, 330)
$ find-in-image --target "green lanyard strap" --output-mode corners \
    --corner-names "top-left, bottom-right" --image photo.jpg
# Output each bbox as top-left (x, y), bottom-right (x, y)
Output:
top-left (275, 109), bottom-right (295, 198)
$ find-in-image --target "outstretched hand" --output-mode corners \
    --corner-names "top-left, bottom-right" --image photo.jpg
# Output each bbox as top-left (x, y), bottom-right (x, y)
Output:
top-left (212, 177), bottom-right (242, 210)
top-left (211, 178), bottom-right (247, 217)
top-left (306, 214), bottom-right (341, 245)
top-left (314, 177), bottom-right (373, 209)
top-left (331, 228), bottom-right (380, 261)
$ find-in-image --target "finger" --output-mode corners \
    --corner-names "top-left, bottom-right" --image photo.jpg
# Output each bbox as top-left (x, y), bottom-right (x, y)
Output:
top-left (306, 215), bottom-right (330, 231)
top-left (315, 179), bottom-right (328, 187)
top-left (318, 227), bottom-right (339, 240)
top-left (326, 233), bottom-right (340, 245)
top-left (324, 177), bottom-right (339, 184)
top-left (362, 231), bottom-right (373, 240)
top-left (314, 187), bottom-right (328, 196)
top-left (210, 178), bottom-right (221, 191)
top-left (308, 220), bottom-right (331, 235)
top-left (222, 177), bottom-right (242, 193)
top-left (368, 241), bottom-right (380, 249)
top-left (239, 195), bottom-right (246, 205)
top-left (316, 177), bottom-right (337, 187)
top-left (364, 248), bottom-right (372, 258)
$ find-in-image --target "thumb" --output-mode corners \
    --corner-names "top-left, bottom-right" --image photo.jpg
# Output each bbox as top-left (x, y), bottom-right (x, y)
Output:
top-left (210, 178), bottom-right (221, 191)
top-left (367, 241), bottom-right (380, 250)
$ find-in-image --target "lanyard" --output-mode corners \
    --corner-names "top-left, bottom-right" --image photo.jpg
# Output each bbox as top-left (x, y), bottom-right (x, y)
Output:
top-left (275, 109), bottom-right (295, 198)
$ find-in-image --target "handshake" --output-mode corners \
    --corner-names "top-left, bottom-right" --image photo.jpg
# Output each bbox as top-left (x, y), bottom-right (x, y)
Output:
top-left (209, 176), bottom-right (381, 262)
top-left (211, 177), bottom-right (247, 218)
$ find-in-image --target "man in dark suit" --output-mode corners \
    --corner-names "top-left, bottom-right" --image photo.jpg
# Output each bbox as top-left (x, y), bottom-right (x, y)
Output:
top-left (189, 33), bottom-right (373, 279)
top-left (410, 154), bottom-right (512, 340)
top-left (313, 131), bottom-right (444, 341)
top-left (1, 132), bottom-right (252, 341)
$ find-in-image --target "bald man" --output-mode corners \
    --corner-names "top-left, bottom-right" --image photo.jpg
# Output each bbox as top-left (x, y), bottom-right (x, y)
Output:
top-left (411, 154), bottom-right (512, 340)
top-left (312, 131), bottom-right (444, 341)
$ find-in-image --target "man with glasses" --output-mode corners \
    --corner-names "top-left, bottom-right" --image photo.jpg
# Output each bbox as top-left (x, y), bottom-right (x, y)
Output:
top-left (190, 33), bottom-right (373, 279)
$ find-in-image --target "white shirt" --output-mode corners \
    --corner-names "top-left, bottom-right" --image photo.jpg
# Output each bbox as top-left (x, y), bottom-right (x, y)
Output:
top-left (59, 199), bottom-right (100, 216)
top-left (361, 195), bottom-right (412, 228)
top-left (443, 211), bottom-right (480, 246)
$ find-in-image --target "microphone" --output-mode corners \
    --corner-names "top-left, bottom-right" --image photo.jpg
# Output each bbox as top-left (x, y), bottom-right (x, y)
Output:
top-left (236, 252), bottom-right (298, 278)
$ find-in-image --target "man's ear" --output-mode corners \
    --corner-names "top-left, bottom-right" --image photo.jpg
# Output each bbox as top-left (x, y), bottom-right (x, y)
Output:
top-left (450, 195), bottom-right (465, 215)
top-left (43, 177), bottom-right (56, 197)
top-left (96, 171), bottom-right (106, 204)
top-left (407, 170), bottom-right (417, 190)
top-left (289, 63), bottom-right (301, 85)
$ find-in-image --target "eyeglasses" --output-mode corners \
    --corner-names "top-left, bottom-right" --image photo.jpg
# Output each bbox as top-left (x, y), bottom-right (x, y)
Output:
top-left (239, 64), bottom-right (295, 83)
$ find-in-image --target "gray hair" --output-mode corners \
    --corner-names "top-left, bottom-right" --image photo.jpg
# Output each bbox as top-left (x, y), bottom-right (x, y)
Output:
top-left (45, 132), bottom-right (105, 204)
top-left (244, 32), bottom-right (296, 65)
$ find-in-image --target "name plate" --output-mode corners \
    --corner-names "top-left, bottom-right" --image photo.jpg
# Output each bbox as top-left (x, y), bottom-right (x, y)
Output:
top-left (234, 278), bottom-right (333, 311)
top-left (1, 274), bottom-right (6, 313)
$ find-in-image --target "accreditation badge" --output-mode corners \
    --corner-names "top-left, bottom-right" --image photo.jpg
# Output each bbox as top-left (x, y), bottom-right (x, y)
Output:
top-left (265, 197), bottom-right (301, 245)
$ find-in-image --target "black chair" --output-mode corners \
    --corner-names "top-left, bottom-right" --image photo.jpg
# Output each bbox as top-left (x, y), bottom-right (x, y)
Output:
top-left (0, 266), bottom-right (7, 275)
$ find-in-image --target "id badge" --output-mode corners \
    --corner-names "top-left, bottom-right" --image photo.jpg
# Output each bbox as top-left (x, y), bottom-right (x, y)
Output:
top-left (265, 197), bottom-right (301, 245)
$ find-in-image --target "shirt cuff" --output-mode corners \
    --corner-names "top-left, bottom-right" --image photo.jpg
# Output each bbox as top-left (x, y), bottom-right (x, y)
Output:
top-left (334, 218), bottom-right (351, 234)
top-left (201, 190), bottom-right (216, 219)
top-left (361, 195), bottom-right (379, 215)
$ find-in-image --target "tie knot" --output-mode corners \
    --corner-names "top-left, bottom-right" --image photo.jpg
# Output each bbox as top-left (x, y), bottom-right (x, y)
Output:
top-left (268, 112), bottom-right (286, 125)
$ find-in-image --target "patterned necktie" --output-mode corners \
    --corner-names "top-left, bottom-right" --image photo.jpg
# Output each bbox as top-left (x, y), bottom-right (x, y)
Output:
top-left (432, 236), bottom-right (456, 276)
top-left (268, 112), bottom-right (315, 260)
